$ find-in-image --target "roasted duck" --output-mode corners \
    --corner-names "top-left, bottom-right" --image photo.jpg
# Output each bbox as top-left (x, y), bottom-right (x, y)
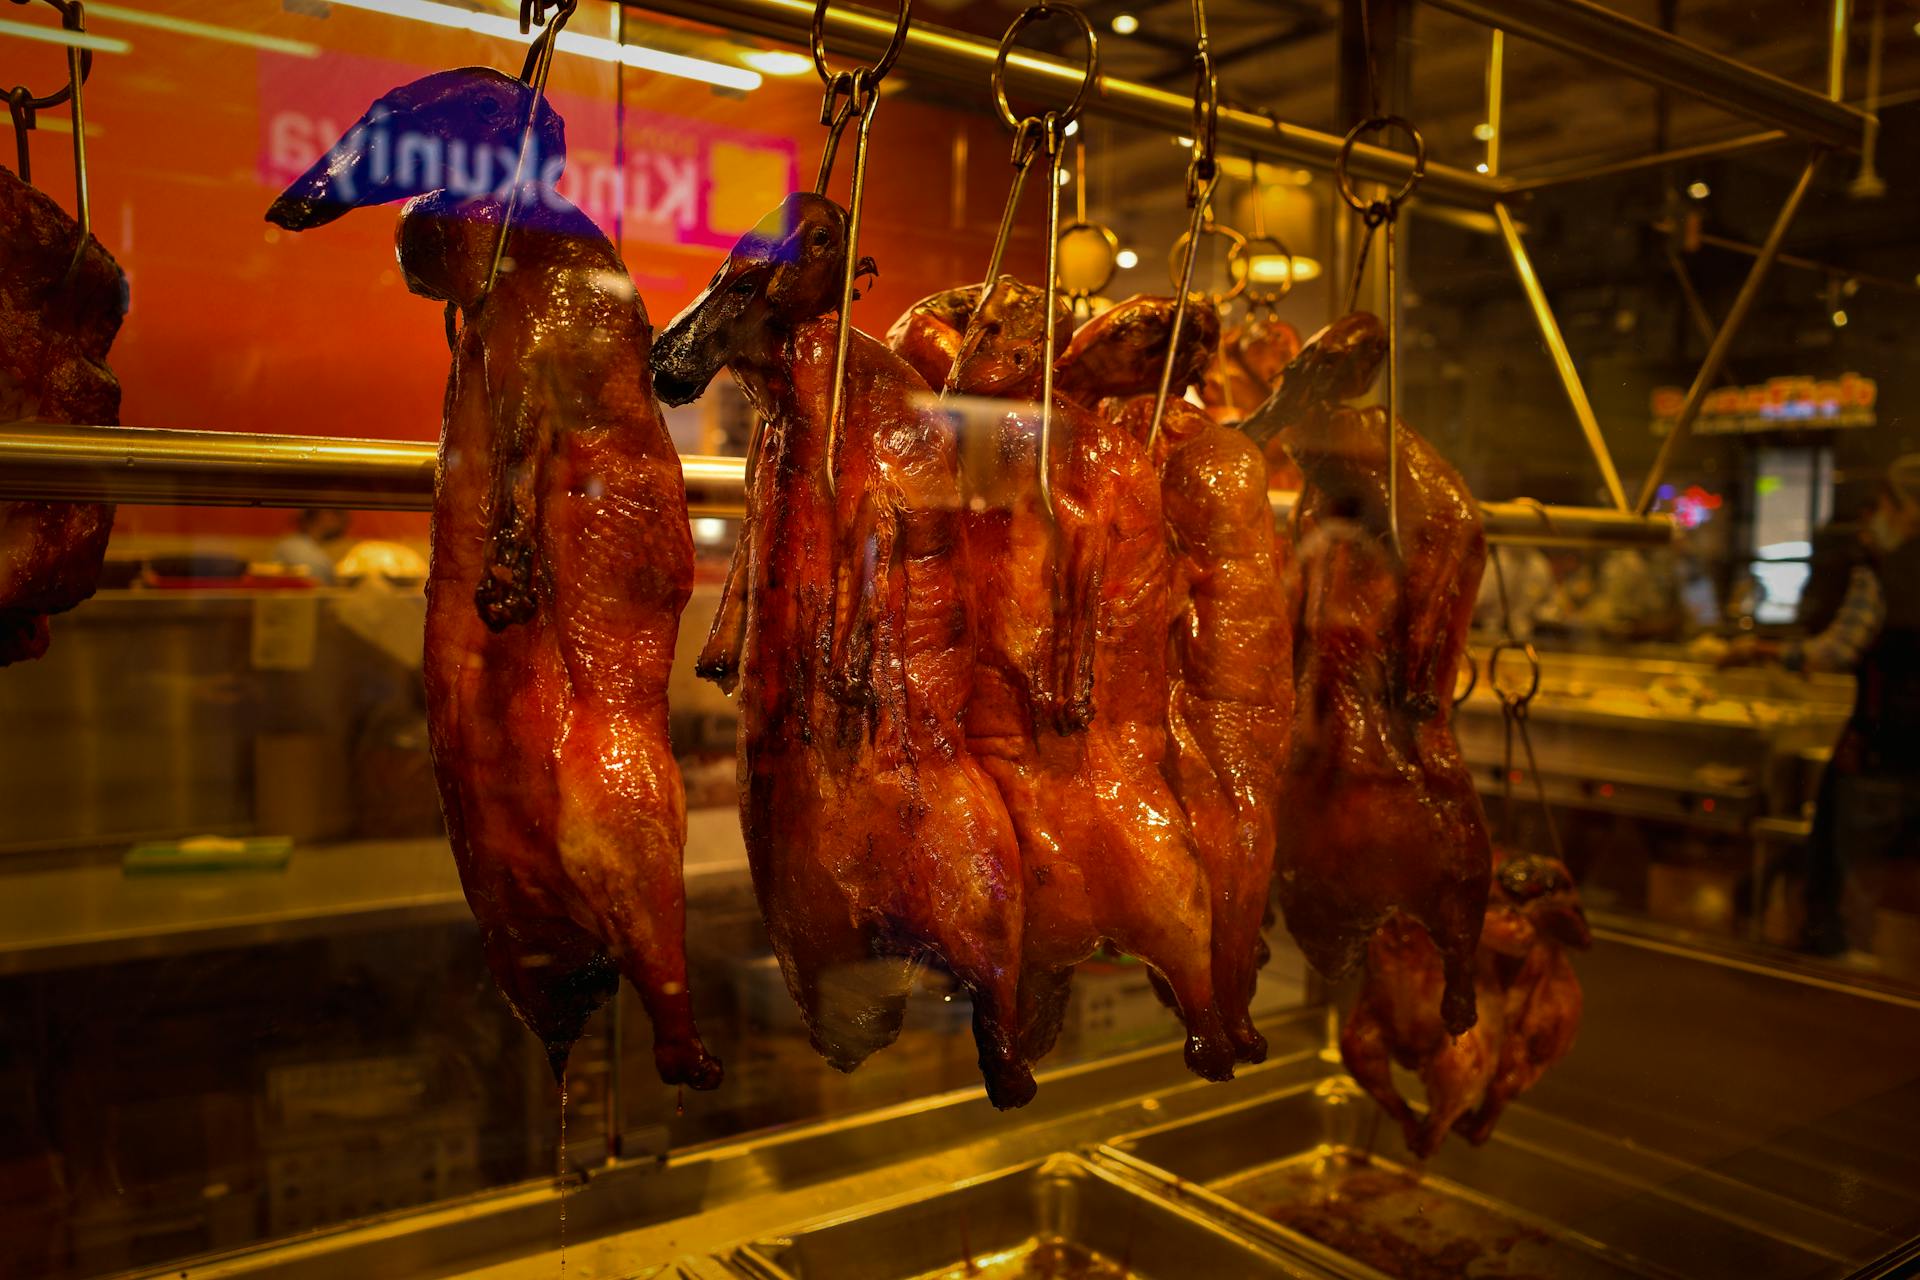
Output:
top-left (1340, 852), bottom-right (1589, 1157)
top-left (893, 280), bottom-right (1237, 1082)
top-left (1245, 312), bottom-right (1491, 1035)
top-left (0, 165), bottom-right (122, 667)
top-left (268, 68), bottom-right (719, 1088)
top-left (1058, 295), bottom-right (1291, 1065)
top-left (1200, 317), bottom-right (1299, 417)
top-left (654, 196), bottom-right (1034, 1109)
top-left (1202, 316), bottom-right (1303, 487)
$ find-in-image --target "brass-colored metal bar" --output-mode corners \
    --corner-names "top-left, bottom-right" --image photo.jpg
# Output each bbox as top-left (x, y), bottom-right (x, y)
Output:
top-left (1662, 241), bottom-right (1737, 379)
top-left (1483, 27), bottom-right (1503, 177)
top-left (627, 0), bottom-right (1504, 207)
top-left (1634, 152), bottom-right (1823, 515)
top-left (1494, 202), bottom-right (1629, 512)
top-left (0, 423), bottom-right (1673, 545)
top-left (1501, 130), bottom-right (1789, 194)
top-left (1420, 0), bottom-right (1867, 151)
top-left (0, 424), bottom-right (740, 517)
top-left (1829, 0), bottom-right (1851, 102)
top-left (1655, 219), bottom-right (1920, 297)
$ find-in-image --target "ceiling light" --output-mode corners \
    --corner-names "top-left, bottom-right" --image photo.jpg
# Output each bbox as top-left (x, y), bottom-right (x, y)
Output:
top-left (1111, 13), bottom-right (1140, 35)
top-left (1116, 248), bottom-right (1139, 269)
top-left (1832, 309), bottom-right (1848, 327)
top-left (1686, 180), bottom-right (1710, 199)
top-left (1473, 122), bottom-right (1495, 141)
top-left (320, 0), bottom-right (761, 91)
top-left (738, 48), bottom-right (812, 76)
top-left (0, 16), bottom-right (130, 52)
top-left (1250, 254), bottom-right (1322, 284)
top-left (87, 3), bottom-right (318, 55)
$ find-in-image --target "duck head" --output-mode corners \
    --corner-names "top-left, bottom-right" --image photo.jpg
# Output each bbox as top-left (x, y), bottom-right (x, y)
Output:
top-left (651, 193), bottom-right (856, 405)
top-left (1496, 852), bottom-right (1592, 949)
top-left (266, 67), bottom-right (564, 231)
top-left (1054, 293), bottom-right (1221, 402)
top-left (1239, 310), bottom-right (1387, 446)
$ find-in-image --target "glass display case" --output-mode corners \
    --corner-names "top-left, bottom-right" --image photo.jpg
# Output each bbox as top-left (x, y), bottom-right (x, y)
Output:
top-left (2, 0), bottom-right (1917, 1277)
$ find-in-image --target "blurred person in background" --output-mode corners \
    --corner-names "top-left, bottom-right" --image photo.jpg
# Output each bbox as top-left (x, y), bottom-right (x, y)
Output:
top-left (273, 507), bottom-right (351, 585)
top-left (1474, 546), bottom-right (1559, 640)
top-left (1727, 455), bottom-right (1920, 955)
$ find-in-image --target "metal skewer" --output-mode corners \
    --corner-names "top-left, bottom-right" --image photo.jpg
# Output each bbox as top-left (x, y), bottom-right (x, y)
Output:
top-left (809, 0), bottom-right (911, 497)
top-left (5, 0), bottom-right (98, 288)
top-left (947, 3), bottom-right (1098, 520)
top-left (480, 0), bottom-right (578, 306)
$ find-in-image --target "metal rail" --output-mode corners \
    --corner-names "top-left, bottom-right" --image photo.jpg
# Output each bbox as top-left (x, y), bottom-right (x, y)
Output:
top-left (626, 0), bottom-right (1505, 208)
top-left (1634, 152), bottom-right (1823, 514)
top-left (1421, 0), bottom-right (1868, 152)
top-left (0, 424), bottom-right (1671, 546)
top-left (1501, 130), bottom-right (1790, 195)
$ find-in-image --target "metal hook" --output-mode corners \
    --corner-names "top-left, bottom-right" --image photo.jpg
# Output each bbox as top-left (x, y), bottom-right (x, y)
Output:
top-left (1165, 215), bottom-right (1246, 306)
top-left (1055, 134), bottom-right (1118, 311)
top-left (1240, 152), bottom-right (1295, 318)
top-left (1184, 0), bottom-right (1217, 205)
top-left (811, 0), bottom-right (912, 497)
top-left (1452, 649), bottom-right (1479, 709)
top-left (949, 4), bottom-right (1098, 521)
top-left (1488, 549), bottom-right (1563, 859)
top-left (479, 0), bottom-right (577, 306)
top-left (1145, 0), bottom-right (1222, 453)
top-left (6, 0), bottom-right (97, 289)
top-left (1333, 114), bottom-right (1425, 561)
top-left (1146, 167), bottom-right (1222, 452)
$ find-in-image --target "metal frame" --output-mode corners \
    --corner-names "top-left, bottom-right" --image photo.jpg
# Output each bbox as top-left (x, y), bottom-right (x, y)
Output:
top-left (620, 0), bottom-right (1867, 530)
top-left (1420, 0), bottom-right (1867, 150)
top-left (631, 0), bottom-right (1505, 207)
top-left (0, 424), bottom-right (1673, 546)
top-left (0, 0), bottom-right (1856, 540)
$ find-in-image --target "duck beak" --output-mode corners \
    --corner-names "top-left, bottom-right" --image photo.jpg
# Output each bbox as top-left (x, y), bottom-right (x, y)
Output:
top-left (1543, 899), bottom-right (1593, 949)
top-left (266, 67), bottom-right (534, 231)
top-left (267, 99), bottom-right (400, 231)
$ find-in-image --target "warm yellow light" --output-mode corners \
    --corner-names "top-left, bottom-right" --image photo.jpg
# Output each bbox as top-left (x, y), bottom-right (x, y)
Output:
top-left (1473, 122), bottom-right (1495, 141)
top-left (1832, 309), bottom-right (1849, 328)
top-left (1250, 254), bottom-right (1321, 284)
top-left (319, 0), bottom-right (762, 90)
top-left (739, 48), bottom-right (812, 76)
top-left (0, 17), bottom-right (130, 52)
top-left (1112, 13), bottom-right (1140, 35)
top-left (1687, 181), bottom-right (1711, 199)
top-left (88, 4), bottom-right (319, 56)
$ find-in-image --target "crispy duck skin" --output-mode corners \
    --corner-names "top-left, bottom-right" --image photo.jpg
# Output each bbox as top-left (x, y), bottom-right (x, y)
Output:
top-left (1247, 312), bottom-right (1491, 1036)
top-left (0, 165), bottom-right (122, 666)
top-left (1201, 316), bottom-right (1304, 486)
top-left (896, 281), bottom-right (1237, 1083)
top-left (1340, 852), bottom-right (1589, 1157)
top-left (267, 70), bottom-right (718, 1088)
top-left (1198, 317), bottom-right (1299, 418)
top-left (655, 196), bottom-right (1033, 1109)
top-left (1062, 295), bottom-right (1291, 1065)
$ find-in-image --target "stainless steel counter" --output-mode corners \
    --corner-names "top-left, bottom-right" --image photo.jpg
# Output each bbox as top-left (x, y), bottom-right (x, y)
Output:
top-left (128, 930), bottom-right (1920, 1280)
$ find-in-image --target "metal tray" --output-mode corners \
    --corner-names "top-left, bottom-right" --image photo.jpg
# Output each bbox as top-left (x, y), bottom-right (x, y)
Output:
top-left (1097, 1076), bottom-right (1845, 1280)
top-left (733, 1151), bottom-right (1338, 1279)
